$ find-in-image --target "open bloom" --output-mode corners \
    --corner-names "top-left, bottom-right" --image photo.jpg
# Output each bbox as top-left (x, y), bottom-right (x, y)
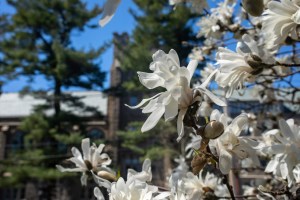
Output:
top-left (209, 110), bottom-right (260, 174)
top-left (215, 34), bottom-right (274, 97)
top-left (94, 159), bottom-right (170, 200)
top-left (259, 119), bottom-right (300, 185)
top-left (184, 171), bottom-right (228, 199)
top-left (262, 0), bottom-right (300, 51)
top-left (99, 0), bottom-right (121, 27)
top-left (56, 138), bottom-right (112, 185)
top-left (127, 49), bottom-right (225, 141)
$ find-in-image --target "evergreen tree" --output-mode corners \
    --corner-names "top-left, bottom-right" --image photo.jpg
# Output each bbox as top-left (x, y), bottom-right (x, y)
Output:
top-left (0, 0), bottom-right (106, 196)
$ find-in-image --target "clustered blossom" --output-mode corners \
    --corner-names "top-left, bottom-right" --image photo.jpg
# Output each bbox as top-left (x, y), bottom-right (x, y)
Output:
top-left (209, 110), bottom-right (260, 174)
top-left (127, 49), bottom-right (225, 141)
top-left (215, 34), bottom-right (275, 97)
top-left (56, 138), bottom-right (113, 186)
top-left (258, 119), bottom-right (300, 185)
top-left (94, 159), bottom-right (170, 200)
top-left (262, 0), bottom-right (300, 51)
top-left (197, 1), bottom-right (235, 39)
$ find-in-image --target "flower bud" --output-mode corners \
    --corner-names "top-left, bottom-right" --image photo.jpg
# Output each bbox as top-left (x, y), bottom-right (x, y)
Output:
top-left (203, 121), bottom-right (224, 139)
top-left (242, 0), bottom-right (264, 17)
top-left (97, 170), bottom-right (117, 182)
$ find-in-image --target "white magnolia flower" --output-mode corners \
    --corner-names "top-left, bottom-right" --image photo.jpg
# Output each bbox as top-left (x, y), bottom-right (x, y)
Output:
top-left (197, 2), bottom-right (235, 39)
top-left (56, 138), bottom-right (112, 185)
top-left (260, 119), bottom-right (300, 185)
top-left (127, 49), bottom-right (225, 141)
top-left (215, 34), bottom-right (274, 97)
top-left (99, 0), bottom-right (121, 27)
top-left (184, 171), bottom-right (225, 199)
top-left (209, 110), bottom-right (260, 174)
top-left (262, 0), bottom-right (300, 51)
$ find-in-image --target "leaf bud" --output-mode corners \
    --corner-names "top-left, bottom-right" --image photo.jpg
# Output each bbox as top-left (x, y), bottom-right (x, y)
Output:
top-left (97, 170), bottom-right (117, 182)
top-left (242, 0), bottom-right (264, 17)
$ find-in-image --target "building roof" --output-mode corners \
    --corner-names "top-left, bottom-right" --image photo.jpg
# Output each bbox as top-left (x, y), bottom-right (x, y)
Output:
top-left (0, 91), bottom-right (107, 118)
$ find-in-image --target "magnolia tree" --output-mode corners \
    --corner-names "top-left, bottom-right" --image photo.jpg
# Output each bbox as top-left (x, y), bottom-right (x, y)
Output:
top-left (57, 0), bottom-right (300, 199)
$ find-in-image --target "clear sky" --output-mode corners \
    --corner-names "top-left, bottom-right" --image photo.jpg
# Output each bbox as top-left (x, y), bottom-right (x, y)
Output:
top-left (1, 0), bottom-right (137, 92)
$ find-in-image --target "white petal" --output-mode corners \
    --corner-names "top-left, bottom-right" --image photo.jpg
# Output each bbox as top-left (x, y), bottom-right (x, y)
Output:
top-left (125, 93), bottom-right (161, 109)
top-left (80, 173), bottom-right (88, 186)
top-left (168, 49), bottom-right (180, 67)
top-left (81, 138), bottom-right (90, 161)
top-left (176, 108), bottom-right (188, 142)
top-left (137, 72), bottom-right (164, 89)
top-left (279, 119), bottom-right (295, 140)
top-left (164, 97), bottom-right (178, 121)
top-left (187, 60), bottom-right (198, 82)
top-left (94, 187), bottom-right (105, 200)
top-left (199, 88), bottom-right (226, 106)
top-left (219, 150), bottom-right (232, 174)
top-left (99, 0), bottom-right (121, 27)
top-left (141, 107), bottom-right (165, 132)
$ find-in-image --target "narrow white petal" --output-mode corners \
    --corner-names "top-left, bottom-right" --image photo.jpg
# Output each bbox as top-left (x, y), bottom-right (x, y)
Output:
top-left (176, 108), bottom-right (188, 142)
top-left (94, 187), bottom-right (105, 200)
top-left (200, 88), bottom-right (226, 106)
top-left (81, 138), bottom-right (90, 161)
top-left (164, 97), bottom-right (178, 121)
top-left (219, 150), bottom-right (232, 174)
top-left (99, 0), bottom-right (121, 27)
top-left (141, 107), bottom-right (165, 132)
top-left (187, 60), bottom-right (198, 82)
top-left (125, 93), bottom-right (162, 109)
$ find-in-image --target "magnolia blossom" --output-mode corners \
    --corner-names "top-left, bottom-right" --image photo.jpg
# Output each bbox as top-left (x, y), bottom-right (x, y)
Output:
top-left (259, 119), bottom-right (300, 184)
top-left (94, 159), bottom-right (170, 200)
top-left (197, 2), bottom-right (234, 39)
top-left (209, 110), bottom-right (260, 174)
top-left (184, 171), bottom-right (228, 199)
top-left (215, 34), bottom-right (274, 97)
top-left (56, 138), bottom-right (112, 185)
top-left (99, 0), bottom-right (121, 27)
top-left (127, 49), bottom-right (225, 141)
top-left (262, 0), bottom-right (300, 51)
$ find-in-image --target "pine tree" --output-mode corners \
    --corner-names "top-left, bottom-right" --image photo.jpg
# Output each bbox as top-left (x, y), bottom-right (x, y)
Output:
top-left (0, 0), bottom-right (106, 196)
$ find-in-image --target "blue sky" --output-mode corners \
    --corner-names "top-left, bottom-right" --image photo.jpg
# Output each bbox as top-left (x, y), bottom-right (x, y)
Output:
top-left (1, 0), bottom-right (137, 92)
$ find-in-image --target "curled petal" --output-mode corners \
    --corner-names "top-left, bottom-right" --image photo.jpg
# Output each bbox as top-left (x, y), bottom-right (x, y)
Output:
top-left (176, 108), bottom-right (188, 142)
top-left (99, 0), bottom-right (121, 27)
top-left (125, 93), bottom-right (162, 109)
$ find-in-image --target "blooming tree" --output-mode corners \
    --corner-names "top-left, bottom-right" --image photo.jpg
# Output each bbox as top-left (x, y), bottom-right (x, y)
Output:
top-left (57, 0), bottom-right (300, 199)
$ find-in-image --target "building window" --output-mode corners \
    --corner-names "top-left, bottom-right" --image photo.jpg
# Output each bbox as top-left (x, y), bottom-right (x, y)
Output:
top-left (7, 130), bottom-right (24, 152)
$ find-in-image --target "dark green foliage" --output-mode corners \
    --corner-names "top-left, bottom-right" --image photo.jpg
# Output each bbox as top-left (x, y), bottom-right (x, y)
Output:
top-left (118, 120), bottom-right (179, 161)
top-left (0, 0), bottom-right (106, 189)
